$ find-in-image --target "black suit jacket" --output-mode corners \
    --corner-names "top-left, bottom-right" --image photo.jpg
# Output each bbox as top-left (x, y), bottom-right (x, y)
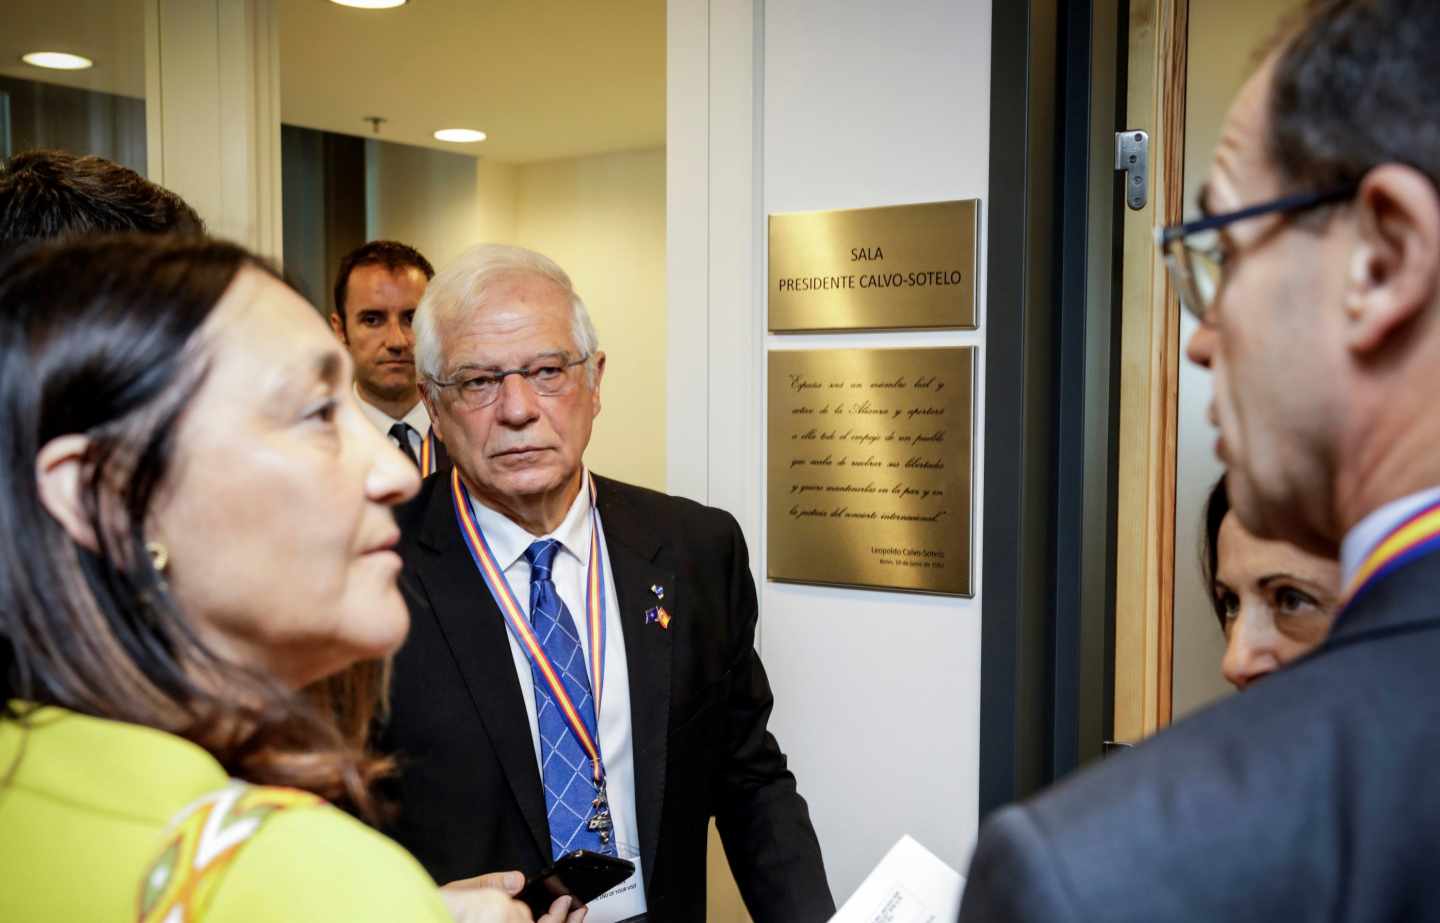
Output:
top-left (382, 474), bottom-right (833, 923)
top-left (960, 549), bottom-right (1440, 922)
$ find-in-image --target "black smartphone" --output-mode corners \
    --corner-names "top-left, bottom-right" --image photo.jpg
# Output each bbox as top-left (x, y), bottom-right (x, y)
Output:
top-left (518, 850), bottom-right (636, 917)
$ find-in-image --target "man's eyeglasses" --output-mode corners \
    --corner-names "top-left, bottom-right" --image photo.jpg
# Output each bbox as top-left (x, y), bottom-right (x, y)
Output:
top-left (1157, 184), bottom-right (1355, 321)
top-left (429, 354), bottom-right (591, 409)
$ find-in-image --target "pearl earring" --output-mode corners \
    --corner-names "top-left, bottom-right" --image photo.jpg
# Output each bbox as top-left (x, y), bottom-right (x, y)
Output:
top-left (146, 541), bottom-right (169, 575)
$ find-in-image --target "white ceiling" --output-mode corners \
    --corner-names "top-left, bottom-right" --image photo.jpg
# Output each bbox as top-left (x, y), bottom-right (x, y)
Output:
top-left (276, 0), bottom-right (665, 162)
top-left (1, 0), bottom-right (666, 164)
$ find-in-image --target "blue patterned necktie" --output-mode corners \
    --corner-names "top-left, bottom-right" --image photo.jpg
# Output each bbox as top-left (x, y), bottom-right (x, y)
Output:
top-left (525, 539), bottom-right (615, 858)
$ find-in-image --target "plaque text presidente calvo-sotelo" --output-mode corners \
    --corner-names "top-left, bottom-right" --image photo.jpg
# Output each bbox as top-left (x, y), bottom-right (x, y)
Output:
top-left (768, 199), bottom-right (978, 332)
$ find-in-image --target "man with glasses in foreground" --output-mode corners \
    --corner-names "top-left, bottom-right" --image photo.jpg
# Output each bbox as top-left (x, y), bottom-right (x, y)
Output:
top-left (961, 0), bottom-right (1440, 919)
top-left (380, 244), bottom-right (833, 923)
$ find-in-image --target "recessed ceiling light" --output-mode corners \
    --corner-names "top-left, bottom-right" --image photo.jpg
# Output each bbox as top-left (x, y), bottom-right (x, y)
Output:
top-left (21, 52), bottom-right (94, 71)
top-left (329, 0), bottom-right (408, 8)
top-left (434, 129), bottom-right (487, 143)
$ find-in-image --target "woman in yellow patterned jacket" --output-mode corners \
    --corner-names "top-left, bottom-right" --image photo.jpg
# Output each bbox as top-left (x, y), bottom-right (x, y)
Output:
top-left (0, 236), bottom-right (583, 923)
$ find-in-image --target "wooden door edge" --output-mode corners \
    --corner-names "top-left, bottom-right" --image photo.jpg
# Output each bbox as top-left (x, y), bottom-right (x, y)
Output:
top-left (1113, 0), bottom-right (1187, 742)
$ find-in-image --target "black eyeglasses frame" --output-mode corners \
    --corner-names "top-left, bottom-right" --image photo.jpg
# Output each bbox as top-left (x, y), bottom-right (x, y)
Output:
top-left (1156, 183), bottom-right (1357, 320)
top-left (1157, 184), bottom-right (1357, 247)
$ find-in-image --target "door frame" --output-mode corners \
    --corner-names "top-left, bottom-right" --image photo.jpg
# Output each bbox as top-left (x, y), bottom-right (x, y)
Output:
top-left (979, 0), bottom-right (1132, 812)
top-left (1111, 0), bottom-right (1189, 743)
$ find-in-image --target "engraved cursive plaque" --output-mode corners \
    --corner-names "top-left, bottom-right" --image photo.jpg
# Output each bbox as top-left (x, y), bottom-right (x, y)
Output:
top-left (768, 347), bottom-right (974, 596)
top-left (768, 199), bottom-right (978, 332)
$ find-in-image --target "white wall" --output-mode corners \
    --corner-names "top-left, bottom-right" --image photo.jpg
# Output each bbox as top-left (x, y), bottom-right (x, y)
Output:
top-left (762, 0), bottom-right (989, 898)
top-left (668, 0), bottom-right (990, 903)
top-left (516, 149), bottom-right (669, 492)
top-left (1172, 0), bottom-right (1303, 719)
top-left (365, 141), bottom-right (520, 270)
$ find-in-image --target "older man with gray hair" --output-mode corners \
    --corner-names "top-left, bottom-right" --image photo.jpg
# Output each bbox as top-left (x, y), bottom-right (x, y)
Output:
top-left (382, 243), bottom-right (833, 923)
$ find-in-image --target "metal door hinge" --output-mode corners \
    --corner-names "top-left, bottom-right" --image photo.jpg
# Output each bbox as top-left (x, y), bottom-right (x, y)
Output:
top-left (1116, 130), bottom-right (1150, 211)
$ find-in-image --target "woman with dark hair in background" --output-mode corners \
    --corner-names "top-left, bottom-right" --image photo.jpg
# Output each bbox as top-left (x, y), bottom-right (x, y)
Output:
top-left (0, 235), bottom-right (581, 923)
top-left (1201, 477), bottom-right (1341, 690)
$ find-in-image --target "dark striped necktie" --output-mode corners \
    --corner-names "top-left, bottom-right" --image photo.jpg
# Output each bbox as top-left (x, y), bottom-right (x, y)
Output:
top-left (388, 422), bottom-right (419, 469)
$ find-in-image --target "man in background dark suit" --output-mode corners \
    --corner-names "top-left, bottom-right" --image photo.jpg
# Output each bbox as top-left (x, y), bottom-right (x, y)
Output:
top-left (382, 243), bottom-right (832, 923)
top-left (961, 1), bottom-right (1440, 919)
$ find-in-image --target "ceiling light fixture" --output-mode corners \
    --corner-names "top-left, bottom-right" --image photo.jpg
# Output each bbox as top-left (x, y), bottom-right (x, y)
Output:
top-left (21, 52), bottom-right (94, 71)
top-left (329, 0), bottom-right (408, 8)
top-left (434, 129), bottom-right (487, 143)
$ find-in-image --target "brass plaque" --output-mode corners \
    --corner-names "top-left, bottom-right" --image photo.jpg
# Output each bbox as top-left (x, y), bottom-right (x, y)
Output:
top-left (768, 347), bottom-right (974, 596)
top-left (768, 199), bottom-right (978, 332)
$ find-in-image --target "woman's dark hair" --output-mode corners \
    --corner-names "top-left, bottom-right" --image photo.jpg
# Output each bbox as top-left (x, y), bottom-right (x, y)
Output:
top-left (0, 235), bottom-right (388, 819)
top-left (1201, 477), bottom-right (1231, 631)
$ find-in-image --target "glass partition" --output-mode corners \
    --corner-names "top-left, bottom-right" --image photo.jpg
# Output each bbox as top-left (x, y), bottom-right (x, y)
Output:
top-left (1, 0), bottom-right (149, 169)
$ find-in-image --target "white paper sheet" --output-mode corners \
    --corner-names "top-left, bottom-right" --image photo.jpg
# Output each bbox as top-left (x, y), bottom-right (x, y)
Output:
top-left (830, 835), bottom-right (965, 923)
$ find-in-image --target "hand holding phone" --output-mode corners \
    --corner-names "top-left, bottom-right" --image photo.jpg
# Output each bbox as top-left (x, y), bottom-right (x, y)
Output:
top-left (518, 850), bottom-right (636, 918)
top-left (439, 869), bottom-right (590, 923)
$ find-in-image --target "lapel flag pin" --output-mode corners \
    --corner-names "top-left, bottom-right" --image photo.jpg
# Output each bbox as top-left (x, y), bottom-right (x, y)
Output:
top-left (650, 584), bottom-right (665, 599)
top-left (645, 606), bottom-right (672, 629)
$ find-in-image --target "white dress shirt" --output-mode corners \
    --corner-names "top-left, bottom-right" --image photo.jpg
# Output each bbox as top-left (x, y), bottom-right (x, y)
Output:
top-left (1340, 485), bottom-right (1440, 588)
top-left (468, 471), bottom-right (646, 922)
top-left (353, 385), bottom-right (430, 458)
